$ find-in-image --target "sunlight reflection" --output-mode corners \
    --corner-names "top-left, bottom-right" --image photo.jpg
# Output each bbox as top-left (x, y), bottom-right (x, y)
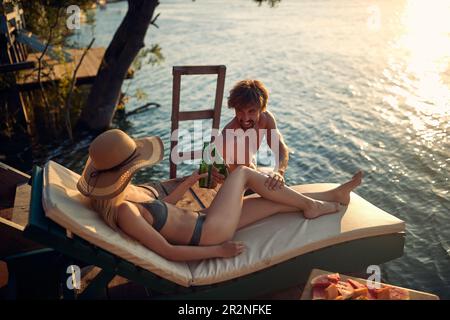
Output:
top-left (382, 0), bottom-right (450, 151)
top-left (400, 0), bottom-right (450, 116)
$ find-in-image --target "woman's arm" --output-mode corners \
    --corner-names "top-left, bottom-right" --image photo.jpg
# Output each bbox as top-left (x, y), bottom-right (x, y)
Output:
top-left (162, 171), bottom-right (207, 205)
top-left (165, 242), bottom-right (243, 261)
top-left (117, 202), bottom-right (244, 261)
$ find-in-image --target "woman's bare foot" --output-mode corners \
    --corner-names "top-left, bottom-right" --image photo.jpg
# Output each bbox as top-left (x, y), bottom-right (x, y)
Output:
top-left (303, 200), bottom-right (340, 219)
top-left (333, 171), bottom-right (363, 205)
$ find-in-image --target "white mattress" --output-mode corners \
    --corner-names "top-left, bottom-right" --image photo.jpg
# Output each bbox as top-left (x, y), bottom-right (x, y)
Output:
top-left (42, 160), bottom-right (405, 287)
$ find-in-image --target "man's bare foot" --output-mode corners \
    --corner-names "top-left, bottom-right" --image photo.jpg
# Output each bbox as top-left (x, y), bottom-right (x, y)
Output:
top-left (303, 200), bottom-right (340, 219)
top-left (333, 171), bottom-right (363, 205)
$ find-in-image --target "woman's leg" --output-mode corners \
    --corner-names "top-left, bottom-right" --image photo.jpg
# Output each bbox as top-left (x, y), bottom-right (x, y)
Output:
top-left (236, 197), bottom-right (298, 229)
top-left (237, 171), bottom-right (362, 229)
top-left (201, 166), bottom-right (340, 245)
top-left (298, 171), bottom-right (363, 205)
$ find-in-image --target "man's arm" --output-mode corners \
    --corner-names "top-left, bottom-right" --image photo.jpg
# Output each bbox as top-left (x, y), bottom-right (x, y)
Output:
top-left (277, 138), bottom-right (289, 175)
top-left (265, 111), bottom-right (289, 175)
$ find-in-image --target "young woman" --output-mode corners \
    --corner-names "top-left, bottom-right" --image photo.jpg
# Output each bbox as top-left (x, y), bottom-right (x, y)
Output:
top-left (77, 129), bottom-right (362, 262)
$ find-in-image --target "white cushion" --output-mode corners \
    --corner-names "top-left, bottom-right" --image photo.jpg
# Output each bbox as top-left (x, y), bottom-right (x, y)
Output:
top-left (188, 184), bottom-right (405, 285)
top-left (42, 161), bottom-right (405, 288)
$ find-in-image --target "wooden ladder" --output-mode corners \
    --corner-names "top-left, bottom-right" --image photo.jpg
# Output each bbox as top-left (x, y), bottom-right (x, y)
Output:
top-left (170, 65), bottom-right (226, 179)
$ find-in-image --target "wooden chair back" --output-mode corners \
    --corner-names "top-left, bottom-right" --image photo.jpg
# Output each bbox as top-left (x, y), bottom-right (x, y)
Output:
top-left (170, 65), bottom-right (226, 178)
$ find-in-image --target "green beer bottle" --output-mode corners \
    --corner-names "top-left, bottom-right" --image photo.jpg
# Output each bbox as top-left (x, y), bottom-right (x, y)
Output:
top-left (199, 142), bottom-right (212, 188)
top-left (213, 147), bottom-right (228, 178)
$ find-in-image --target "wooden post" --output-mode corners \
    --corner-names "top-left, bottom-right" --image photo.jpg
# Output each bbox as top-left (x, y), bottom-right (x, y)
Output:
top-left (170, 69), bottom-right (181, 179)
top-left (170, 65), bottom-right (226, 179)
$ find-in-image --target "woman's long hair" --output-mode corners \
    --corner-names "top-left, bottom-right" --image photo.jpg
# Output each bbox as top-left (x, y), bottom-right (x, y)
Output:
top-left (90, 192), bottom-right (125, 230)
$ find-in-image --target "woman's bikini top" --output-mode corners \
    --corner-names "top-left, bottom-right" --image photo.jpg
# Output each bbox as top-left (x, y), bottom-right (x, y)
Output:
top-left (129, 185), bottom-right (168, 231)
top-left (131, 185), bottom-right (205, 245)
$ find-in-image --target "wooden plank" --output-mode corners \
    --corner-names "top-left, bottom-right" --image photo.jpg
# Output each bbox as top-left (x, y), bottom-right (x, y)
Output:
top-left (213, 66), bottom-right (226, 129)
top-left (173, 65), bottom-right (226, 75)
top-left (170, 71), bottom-right (181, 178)
top-left (75, 48), bottom-right (94, 76)
top-left (12, 183), bottom-right (31, 228)
top-left (14, 36), bottom-right (28, 62)
top-left (8, 39), bottom-right (21, 64)
top-left (6, 11), bottom-right (18, 22)
top-left (178, 110), bottom-right (214, 121)
top-left (0, 162), bottom-right (30, 186)
top-left (4, 43), bottom-right (14, 64)
top-left (71, 47), bottom-right (104, 78)
top-left (88, 48), bottom-right (104, 69)
top-left (300, 268), bottom-right (440, 300)
top-left (0, 162), bottom-right (30, 209)
top-left (16, 47), bottom-right (106, 90)
top-left (80, 51), bottom-right (96, 78)
top-left (76, 265), bottom-right (133, 298)
top-left (0, 60), bottom-right (35, 73)
top-left (7, 23), bottom-right (15, 34)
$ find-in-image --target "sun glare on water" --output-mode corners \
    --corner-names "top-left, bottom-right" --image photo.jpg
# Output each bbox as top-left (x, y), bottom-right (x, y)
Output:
top-left (383, 0), bottom-right (450, 151)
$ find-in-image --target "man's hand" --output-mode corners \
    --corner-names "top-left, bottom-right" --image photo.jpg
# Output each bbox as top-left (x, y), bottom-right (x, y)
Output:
top-left (186, 170), bottom-right (208, 185)
top-left (264, 171), bottom-right (285, 190)
top-left (210, 165), bottom-right (227, 185)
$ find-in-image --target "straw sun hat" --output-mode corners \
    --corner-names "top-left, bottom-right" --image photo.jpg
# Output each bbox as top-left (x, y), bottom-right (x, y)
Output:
top-left (77, 129), bottom-right (164, 200)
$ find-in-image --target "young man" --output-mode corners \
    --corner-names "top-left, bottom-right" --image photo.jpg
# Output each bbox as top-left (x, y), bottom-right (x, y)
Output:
top-left (212, 79), bottom-right (289, 190)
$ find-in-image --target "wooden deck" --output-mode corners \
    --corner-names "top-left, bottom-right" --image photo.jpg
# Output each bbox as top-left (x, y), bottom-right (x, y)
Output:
top-left (16, 47), bottom-right (107, 90)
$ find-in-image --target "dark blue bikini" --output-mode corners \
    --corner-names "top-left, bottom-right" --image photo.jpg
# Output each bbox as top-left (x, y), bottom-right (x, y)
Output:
top-left (134, 185), bottom-right (205, 246)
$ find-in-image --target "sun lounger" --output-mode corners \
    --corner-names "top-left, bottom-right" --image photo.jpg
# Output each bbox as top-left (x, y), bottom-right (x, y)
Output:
top-left (17, 160), bottom-right (405, 299)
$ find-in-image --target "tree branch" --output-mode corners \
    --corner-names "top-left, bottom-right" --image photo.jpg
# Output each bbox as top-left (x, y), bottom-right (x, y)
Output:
top-left (150, 12), bottom-right (160, 28)
top-left (37, 4), bottom-right (64, 85)
top-left (64, 38), bottom-right (96, 140)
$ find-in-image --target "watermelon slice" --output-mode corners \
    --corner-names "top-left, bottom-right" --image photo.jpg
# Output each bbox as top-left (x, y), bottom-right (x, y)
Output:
top-left (347, 278), bottom-right (366, 290)
top-left (311, 273), bottom-right (340, 288)
top-left (374, 287), bottom-right (391, 300)
top-left (367, 284), bottom-right (383, 300)
top-left (310, 273), bottom-right (411, 300)
top-left (336, 281), bottom-right (355, 299)
top-left (312, 286), bottom-right (327, 300)
top-left (325, 284), bottom-right (339, 300)
top-left (388, 287), bottom-right (410, 300)
top-left (352, 287), bottom-right (369, 299)
top-left (367, 289), bottom-right (377, 300)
